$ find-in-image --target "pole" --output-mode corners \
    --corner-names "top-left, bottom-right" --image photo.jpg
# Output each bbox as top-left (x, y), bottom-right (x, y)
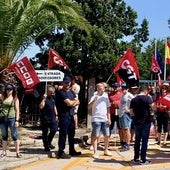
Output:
top-left (106, 73), bottom-right (113, 83)
top-left (0, 68), bottom-right (7, 74)
top-left (164, 38), bottom-right (167, 81)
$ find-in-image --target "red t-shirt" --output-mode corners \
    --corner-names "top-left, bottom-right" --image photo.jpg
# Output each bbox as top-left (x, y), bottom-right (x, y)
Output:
top-left (109, 91), bottom-right (122, 114)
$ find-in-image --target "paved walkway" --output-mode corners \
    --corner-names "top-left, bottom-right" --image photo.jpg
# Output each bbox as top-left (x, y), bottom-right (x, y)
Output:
top-left (0, 125), bottom-right (170, 170)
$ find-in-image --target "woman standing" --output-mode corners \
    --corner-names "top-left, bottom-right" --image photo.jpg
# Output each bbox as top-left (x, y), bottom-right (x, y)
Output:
top-left (155, 83), bottom-right (170, 145)
top-left (0, 84), bottom-right (21, 158)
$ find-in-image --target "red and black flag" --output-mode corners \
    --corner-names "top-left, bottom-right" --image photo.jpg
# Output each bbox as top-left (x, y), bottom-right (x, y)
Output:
top-left (113, 48), bottom-right (140, 87)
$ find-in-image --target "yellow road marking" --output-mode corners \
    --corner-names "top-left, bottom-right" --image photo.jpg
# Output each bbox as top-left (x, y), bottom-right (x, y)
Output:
top-left (14, 158), bottom-right (53, 170)
top-left (13, 149), bottom-right (170, 170)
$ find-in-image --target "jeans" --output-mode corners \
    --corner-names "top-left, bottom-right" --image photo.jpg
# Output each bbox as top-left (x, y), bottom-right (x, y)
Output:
top-left (134, 122), bottom-right (151, 162)
top-left (0, 118), bottom-right (18, 141)
top-left (58, 113), bottom-right (75, 154)
top-left (92, 121), bottom-right (110, 137)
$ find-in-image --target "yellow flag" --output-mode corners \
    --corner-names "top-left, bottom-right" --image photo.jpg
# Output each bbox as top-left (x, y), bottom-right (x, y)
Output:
top-left (166, 42), bottom-right (170, 64)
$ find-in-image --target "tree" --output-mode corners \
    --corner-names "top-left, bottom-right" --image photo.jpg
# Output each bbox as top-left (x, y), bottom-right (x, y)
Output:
top-left (34, 0), bottom-right (149, 84)
top-left (0, 0), bottom-right (91, 71)
top-left (143, 38), bottom-right (170, 81)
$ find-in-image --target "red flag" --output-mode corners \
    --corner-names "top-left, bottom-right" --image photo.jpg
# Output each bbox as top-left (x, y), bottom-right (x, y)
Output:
top-left (113, 48), bottom-right (139, 86)
top-left (116, 74), bottom-right (124, 85)
top-left (8, 57), bottom-right (40, 89)
top-left (150, 55), bottom-right (161, 73)
top-left (48, 48), bottom-right (68, 69)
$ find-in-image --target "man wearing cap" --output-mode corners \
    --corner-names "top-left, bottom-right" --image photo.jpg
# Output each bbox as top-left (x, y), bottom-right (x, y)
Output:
top-left (56, 75), bottom-right (81, 159)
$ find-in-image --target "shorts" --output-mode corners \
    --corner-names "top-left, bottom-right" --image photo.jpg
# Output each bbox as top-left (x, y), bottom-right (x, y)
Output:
top-left (74, 105), bottom-right (79, 114)
top-left (0, 118), bottom-right (19, 141)
top-left (119, 113), bottom-right (132, 129)
top-left (91, 121), bottom-right (110, 137)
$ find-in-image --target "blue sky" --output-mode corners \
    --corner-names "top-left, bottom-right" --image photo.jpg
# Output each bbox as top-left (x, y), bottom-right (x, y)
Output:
top-left (125, 0), bottom-right (170, 40)
top-left (24, 0), bottom-right (170, 58)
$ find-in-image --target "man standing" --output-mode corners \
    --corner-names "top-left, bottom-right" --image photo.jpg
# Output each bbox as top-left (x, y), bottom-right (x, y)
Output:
top-left (130, 85), bottom-right (154, 164)
top-left (118, 84), bottom-right (134, 151)
top-left (88, 83), bottom-right (112, 159)
top-left (56, 75), bottom-right (81, 159)
top-left (39, 85), bottom-right (58, 151)
top-left (108, 82), bottom-right (122, 138)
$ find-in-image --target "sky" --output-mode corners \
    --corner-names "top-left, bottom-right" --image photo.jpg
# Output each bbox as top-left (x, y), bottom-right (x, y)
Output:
top-left (23, 0), bottom-right (170, 58)
top-left (125, 0), bottom-right (170, 40)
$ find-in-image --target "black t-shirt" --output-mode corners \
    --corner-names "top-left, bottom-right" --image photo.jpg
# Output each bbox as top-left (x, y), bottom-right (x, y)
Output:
top-left (55, 89), bottom-right (76, 116)
top-left (130, 95), bottom-right (152, 125)
top-left (40, 96), bottom-right (56, 122)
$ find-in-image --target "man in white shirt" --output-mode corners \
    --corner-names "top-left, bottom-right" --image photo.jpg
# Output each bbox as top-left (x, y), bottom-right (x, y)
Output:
top-left (88, 83), bottom-right (112, 159)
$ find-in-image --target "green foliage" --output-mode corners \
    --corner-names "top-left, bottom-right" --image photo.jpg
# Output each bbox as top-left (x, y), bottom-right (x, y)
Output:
top-left (34, 0), bottom-right (149, 83)
top-left (0, 0), bottom-right (91, 70)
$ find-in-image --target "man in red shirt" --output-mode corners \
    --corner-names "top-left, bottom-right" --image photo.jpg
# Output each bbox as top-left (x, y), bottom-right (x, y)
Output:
top-left (108, 83), bottom-right (122, 142)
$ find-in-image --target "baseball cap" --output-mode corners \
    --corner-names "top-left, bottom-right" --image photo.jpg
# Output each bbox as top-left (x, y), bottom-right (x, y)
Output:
top-left (5, 84), bottom-right (14, 90)
top-left (113, 82), bottom-right (120, 88)
top-left (63, 76), bottom-right (72, 83)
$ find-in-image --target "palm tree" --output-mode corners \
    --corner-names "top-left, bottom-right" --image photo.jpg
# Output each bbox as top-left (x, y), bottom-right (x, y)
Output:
top-left (0, 0), bottom-right (91, 71)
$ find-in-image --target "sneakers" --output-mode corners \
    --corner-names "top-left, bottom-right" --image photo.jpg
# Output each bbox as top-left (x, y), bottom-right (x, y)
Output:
top-left (97, 143), bottom-right (104, 150)
top-left (139, 160), bottom-right (151, 165)
top-left (0, 153), bottom-right (6, 158)
top-left (104, 150), bottom-right (112, 156)
top-left (92, 152), bottom-right (99, 159)
top-left (156, 141), bottom-right (161, 145)
top-left (89, 145), bottom-right (93, 151)
top-left (119, 144), bottom-right (130, 152)
top-left (49, 144), bottom-right (55, 149)
top-left (58, 152), bottom-right (71, 159)
top-left (132, 159), bottom-right (140, 164)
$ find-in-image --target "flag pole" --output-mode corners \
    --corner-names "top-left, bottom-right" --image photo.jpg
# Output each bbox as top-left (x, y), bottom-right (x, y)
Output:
top-left (154, 40), bottom-right (157, 84)
top-left (155, 40), bottom-right (157, 59)
top-left (106, 73), bottom-right (113, 83)
top-left (164, 38), bottom-right (167, 81)
top-left (0, 68), bottom-right (7, 74)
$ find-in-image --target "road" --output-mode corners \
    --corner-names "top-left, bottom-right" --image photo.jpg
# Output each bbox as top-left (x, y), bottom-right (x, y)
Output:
top-left (13, 139), bottom-right (170, 170)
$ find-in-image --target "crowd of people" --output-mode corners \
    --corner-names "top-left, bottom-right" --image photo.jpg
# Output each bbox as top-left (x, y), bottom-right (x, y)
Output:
top-left (88, 81), bottom-right (170, 164)
top-left (0, 77), bottom-right (170, 165)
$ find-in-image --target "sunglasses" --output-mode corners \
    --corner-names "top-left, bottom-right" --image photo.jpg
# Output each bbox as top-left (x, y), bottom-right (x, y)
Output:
top-left (162, 88), bottom-right (167, 90)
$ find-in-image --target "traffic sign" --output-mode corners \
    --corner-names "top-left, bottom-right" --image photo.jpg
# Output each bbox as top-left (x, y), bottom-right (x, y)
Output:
top-left (36, 70), bottom-right (64, 82)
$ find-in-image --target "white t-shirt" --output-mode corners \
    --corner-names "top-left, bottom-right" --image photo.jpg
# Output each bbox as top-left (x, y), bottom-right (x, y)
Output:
top-left (72, 83), bottom-right (80, 97)
top-left (89, 93), bottom-right (111, 122)
top-left (118, 92), bottom-right (134, 117)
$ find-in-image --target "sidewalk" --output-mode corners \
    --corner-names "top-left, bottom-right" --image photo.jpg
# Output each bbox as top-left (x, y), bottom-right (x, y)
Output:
top-left (0, 124), bottom-right (89, 170)
top-left (0, 124), bottom-right (170, 170)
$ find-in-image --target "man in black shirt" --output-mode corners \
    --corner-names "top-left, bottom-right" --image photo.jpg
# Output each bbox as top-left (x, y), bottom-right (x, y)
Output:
top-left (56, 75), bottom-right (81, 159)
top-left (130, 85), bottom-right (154, 165)
top-left (39, 85), bottom-right (58, 151)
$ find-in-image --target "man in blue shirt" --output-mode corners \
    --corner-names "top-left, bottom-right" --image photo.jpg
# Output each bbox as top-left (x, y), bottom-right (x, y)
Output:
top-left (56, 75), bottom-right (81, 159)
